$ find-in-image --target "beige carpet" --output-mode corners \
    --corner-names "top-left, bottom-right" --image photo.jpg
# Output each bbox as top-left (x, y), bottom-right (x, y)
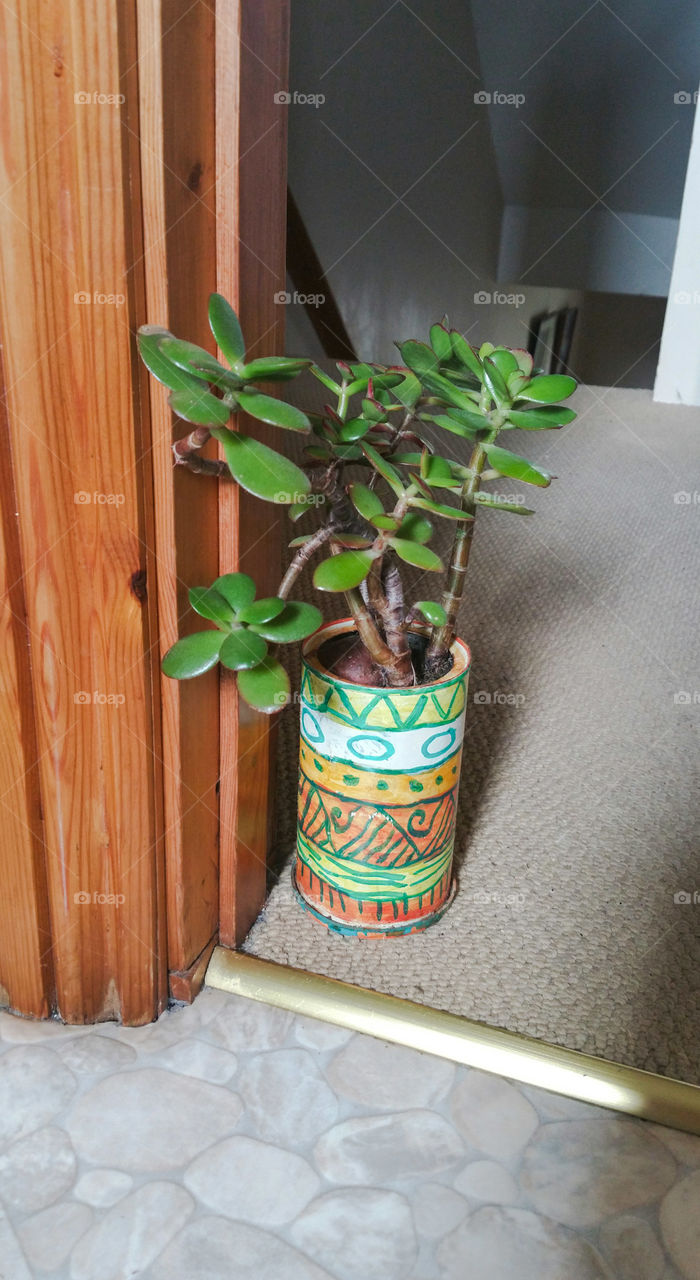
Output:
top-left (244, 386), bottom-right (700, 1084)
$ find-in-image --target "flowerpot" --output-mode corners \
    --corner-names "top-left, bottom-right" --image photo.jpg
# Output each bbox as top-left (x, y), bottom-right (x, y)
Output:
top-left (293, 618), bottom-right (471, 937)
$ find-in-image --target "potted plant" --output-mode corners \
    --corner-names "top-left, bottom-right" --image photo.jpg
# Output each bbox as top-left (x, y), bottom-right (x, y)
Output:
top-left (138, 296), bottom-right (577, 936)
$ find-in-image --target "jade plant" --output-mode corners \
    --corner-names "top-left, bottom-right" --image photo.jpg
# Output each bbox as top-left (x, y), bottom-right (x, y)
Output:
top-left (138, 295), bottom-right (577, 711)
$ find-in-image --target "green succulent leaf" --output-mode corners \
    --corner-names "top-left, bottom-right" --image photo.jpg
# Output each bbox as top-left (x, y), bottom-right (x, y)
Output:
top-left (506, 406), bottom-right (577, 429)
top-left (159, 337), bottom-right (231, 382)
top-left (421, 370), bottom-right (482, 412)
top-left (212, 428), bottom-right (311, 503)
top-left (513, 349), bottom-right (534, 377)
top-left (188, 586), bottom-right (235, 627)
top-left (474, 493), bottom-right (535, 514)
top-left (208, 293), bottom-right (245, 367)
top-left (310, 365), bottom-right (342, 394)
top-left (237, 656), bottom-right (290, 713)
top-left (397, 512), bottom-right (433, 544)
top-left (422, 453), bottom-right (465, 486)
top-left (138, 327), bottom-right (202, 392)
top-left (313, 550), bottom-right (375, 592)
top-left (422, 414), bottom-right (481, 442)
top-left (370, 514), bottom-right (399, 531)
top-left (487, 348), bottom-right (519, 380)
top-left (219, 629), bottom-right (268, 670)
top-left (338, 417), bottom-right (372, 443)
top-left (240, 356), bottom-right (311, 382)
top-left (516, 374), bottom-right (577, 403)
top-left (483, 443), bottom-right (552, 487)
top-left (162, 630), bottom-right (223, 679)
top-left (168, 387), bottom-right (232, 428)
top-left (479, 342), bottom-right (495, 359)
top-left (237, 597), bottom-right (285, 625)
top-left (249, 601), bottom-right (323, 643)
top-left (388, 538), bottom-right (443, 571)
top-left (332, 444), bottom-right (363, 461)
top-left (396, 340), bottom-right (440, 378)
top-left (211, 572), bottom-right (256, 613)
top-left (361, 443), bottom-right (404, 498)
top-left (481, 357), bottom-right (511, 406)
top-left (236, 389), bottom-right (310, 433)
top-left (410, 496), bottom-right (466, 520)
top-left (450, 332), bottom-right (483, 379)
top-left (389, 370), bottom-right (422, 409)
top-left (430, 323), bottom-right (453, 362)
top-left (361, 397), bottom-right (387, 423)
top-left (507, 371), bottom-right (531, 399)
top-left (304, 445), bottom-right (332, 462)
top-left (415, 600), bottom-right (448, 626)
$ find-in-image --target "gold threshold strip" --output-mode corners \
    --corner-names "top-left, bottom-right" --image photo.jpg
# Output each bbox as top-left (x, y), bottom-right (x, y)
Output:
top-left (206, 947), bottom-right (700, 1136)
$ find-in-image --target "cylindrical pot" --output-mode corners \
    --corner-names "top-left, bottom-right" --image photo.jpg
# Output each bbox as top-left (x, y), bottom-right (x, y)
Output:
top-left (293, 618), bottom-right (471, 937)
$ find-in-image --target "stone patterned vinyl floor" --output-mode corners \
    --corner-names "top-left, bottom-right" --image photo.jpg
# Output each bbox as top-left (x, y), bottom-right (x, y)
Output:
top-left (0, 988), bottom-right (698, 1279)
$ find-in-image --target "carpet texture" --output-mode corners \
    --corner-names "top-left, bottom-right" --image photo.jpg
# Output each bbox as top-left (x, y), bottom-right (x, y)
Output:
top-left (243, 386), bottom-right (700, 1083)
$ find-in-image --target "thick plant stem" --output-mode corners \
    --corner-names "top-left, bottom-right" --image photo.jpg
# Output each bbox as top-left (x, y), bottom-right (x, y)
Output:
top-left (344, 587), bottom-right (414, 686)
top-left (173, 428), bottom-right (230, 477)
top-left (278, 526), bottom-right (333, 599)
top-left (424, 438), bottom-right (488, 677)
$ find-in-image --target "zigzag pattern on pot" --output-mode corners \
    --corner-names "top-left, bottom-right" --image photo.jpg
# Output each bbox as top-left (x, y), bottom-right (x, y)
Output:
top-left (300, 668), bottom-right (466, 730)
top-left (298, 774), bottom-right (457, 869)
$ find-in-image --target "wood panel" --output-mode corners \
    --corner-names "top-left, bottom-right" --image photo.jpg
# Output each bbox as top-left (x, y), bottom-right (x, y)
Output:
top-left (216, 0), bottom-right (291, 945)
top-left (137, 0), bottom-right (220, 977)
top-left (0, 0), bottom-right (166, 1023)
top-left (0, 352), bottom-right (53, 1017)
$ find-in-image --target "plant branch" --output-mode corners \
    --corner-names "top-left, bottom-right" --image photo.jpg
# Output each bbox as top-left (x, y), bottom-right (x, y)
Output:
top-left (278, 526), bottom-right (333, 599)
top-left (172, 428), bottom-right (231, 477)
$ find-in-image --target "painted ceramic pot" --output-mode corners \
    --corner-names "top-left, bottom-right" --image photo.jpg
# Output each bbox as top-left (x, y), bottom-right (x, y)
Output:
top-left (293, 618), bottom-right (470, 937)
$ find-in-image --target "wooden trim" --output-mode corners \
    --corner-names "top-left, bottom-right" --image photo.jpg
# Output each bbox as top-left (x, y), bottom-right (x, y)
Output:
top-left (216, 0), bottom-right (291, 946)
top-left (286, 187), bottom-right (357, 360)
top-left (0, 0), bottom-right (167, 1023)
top-left (168, 932), bottom-right (217, 1004)
top-left (137, 0), bottom-right (220, 977)
top-left (0, 346), bottom-right (54, 1018)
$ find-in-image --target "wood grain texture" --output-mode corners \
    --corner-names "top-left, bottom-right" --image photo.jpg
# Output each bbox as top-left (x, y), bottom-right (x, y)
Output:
top-left (216, 0), bottom-right (290, 945)
top-left (0, 351), bottom-right (54, 1018)
top-left (0, 0), bottom-right (166, 1023)
top-left (138, 0), bottom-right (220, 976)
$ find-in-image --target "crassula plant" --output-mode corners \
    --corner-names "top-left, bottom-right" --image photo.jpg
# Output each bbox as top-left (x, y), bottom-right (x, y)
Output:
top-left (138, 295), bottom-right (577, 712)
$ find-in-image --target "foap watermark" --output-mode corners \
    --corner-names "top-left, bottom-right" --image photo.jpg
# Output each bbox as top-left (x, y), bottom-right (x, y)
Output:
top-left (474, 90), bottom-right (525, 109)
top-left (673, 891), bottom-right (700, 904)
top-left (673, 491), bottom-right (700, 505)
top-left (474, 289), bottom-right (525, 308)
top-left (74, 290), bottom-right (125, 307)
top-left (490, 492), bottom-right (527, 506)
top-left (274, 90), bottom-right (325, 108)
top-left (474, 689), bottom-right (525, 707)
top-left (74, 91), bottom-right (125, 107)
top-left (674, 690), bottom-right (700, 705)
top-left (276, 491), bottom-right (325, 506)
top-left (74, 890), bottom-right (125, 906)
top-left (274, 290), bottom-right (325, 308)
top-left (74, 691), bottom-right (126, 706)
top-left (462, 889), bottom-right (527, 909)
top-left (74, 490), bottom-right (125, 506)
top-left (673, 291), bottom-right (700, 305)
top-left (674, 90), bottom-right (699, 105)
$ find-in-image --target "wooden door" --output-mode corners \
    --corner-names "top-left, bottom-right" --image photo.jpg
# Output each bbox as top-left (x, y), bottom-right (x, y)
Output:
top-left (0, 0), bottom-right (289, 1023)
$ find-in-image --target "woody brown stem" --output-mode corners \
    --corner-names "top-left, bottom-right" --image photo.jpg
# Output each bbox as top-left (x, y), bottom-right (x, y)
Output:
top-left (278, 526), bottom-right (333, 599)
top-left (172, 428), bottom-right (230, 477)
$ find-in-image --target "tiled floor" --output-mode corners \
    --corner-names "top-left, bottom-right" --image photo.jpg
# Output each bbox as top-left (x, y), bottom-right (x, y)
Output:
top-left (0, 989), bottom-right (698, 1279)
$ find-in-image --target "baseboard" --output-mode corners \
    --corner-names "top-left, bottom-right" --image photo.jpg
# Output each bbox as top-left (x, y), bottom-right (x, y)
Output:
top-left (205, 946), bottom-right (700, 1136)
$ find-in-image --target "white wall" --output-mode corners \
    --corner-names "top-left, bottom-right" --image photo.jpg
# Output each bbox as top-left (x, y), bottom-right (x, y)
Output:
top-left (498, 205), bottom-right (678, 298)
top-left (655, 93), bottom-right (700, 404)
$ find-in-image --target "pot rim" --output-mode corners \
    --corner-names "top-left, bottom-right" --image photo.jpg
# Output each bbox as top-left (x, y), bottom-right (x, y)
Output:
top-left (301, 616), bottom-right (471, 693)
